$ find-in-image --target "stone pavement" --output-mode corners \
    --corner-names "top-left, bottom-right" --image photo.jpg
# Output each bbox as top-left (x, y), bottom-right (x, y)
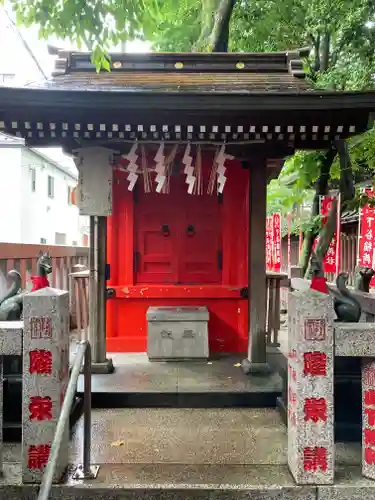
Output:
top-left (0, 407), bottom-right (374, 499)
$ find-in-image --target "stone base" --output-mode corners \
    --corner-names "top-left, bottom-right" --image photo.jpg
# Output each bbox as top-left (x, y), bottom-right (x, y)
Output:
top-left (80, 358), bottom-right (115, 375)
top-left (241, 358), bottom-right (272, 375)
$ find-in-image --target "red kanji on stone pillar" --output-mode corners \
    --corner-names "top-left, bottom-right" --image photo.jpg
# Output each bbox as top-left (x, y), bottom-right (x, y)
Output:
top-left (365, 447), bottom-right (375, 465)
top-left (304, 398), bottom-right (327, 423)
top-left (27, 444), bottom-right (51, 470)
top-left (365, 428), bottom-right (375, 447)
top-left (303, 352), bottom-right (327, 376)
top-left (29, 396), bottom-right (52, 421)
top-left (29, 350), bottom-right (52, 375)
top-left (366, 408), bottom-right (375, 427)
top-left (303, 447), bottom-right (328, 472)
top-left (365, 390), bottom-right (375, 406)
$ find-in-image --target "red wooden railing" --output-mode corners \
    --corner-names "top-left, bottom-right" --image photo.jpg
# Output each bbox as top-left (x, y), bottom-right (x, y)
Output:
top-left (0, 242), bottom-right (89, 328)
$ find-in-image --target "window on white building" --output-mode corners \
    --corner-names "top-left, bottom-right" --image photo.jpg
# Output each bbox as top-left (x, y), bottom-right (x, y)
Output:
top-left (55, 232), bottom-right (66, 245)
top-left (40, 238), bottom-right (47, 244)
top-left (48, 175), bottom-right (54, 198)
top-left (31, 168), bottom-right (36, 192)
top-left (0, 73), bottom-right (15, 85)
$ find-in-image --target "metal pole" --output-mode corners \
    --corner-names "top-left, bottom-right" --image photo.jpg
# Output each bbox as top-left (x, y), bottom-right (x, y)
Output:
top-left (96, 216), bottom-right (107, 364)
top-left (89, 216), bottom-right (99, 362)
top-left (83, 342), bottom-right (92, 476)
top-left (37, 342), bottom-right (87, 500)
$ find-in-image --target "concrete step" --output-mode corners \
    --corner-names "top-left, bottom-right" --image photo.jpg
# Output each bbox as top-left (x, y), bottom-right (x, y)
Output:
top-left (3, 464), bottom-right (375, 500)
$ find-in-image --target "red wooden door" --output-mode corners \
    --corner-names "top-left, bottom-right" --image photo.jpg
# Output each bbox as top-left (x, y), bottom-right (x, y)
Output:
top-left (135, 174), bottom-right (222, 284)
top-left (135, 187), bottom-right (178, 284)
top-left (179, 188), bottom-right (222, 284)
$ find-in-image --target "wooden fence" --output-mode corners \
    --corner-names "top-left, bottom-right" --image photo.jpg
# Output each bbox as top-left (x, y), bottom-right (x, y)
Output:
top-left (281, 232), bottom-right (358, 286)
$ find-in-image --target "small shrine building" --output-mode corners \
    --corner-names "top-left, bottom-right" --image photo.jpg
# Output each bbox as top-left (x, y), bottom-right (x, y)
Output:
top-left (0, 47), bottom-right (375, 371)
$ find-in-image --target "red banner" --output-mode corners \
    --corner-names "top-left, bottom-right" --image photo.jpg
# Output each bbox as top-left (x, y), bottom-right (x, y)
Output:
top-left (273, 213), bottom-right (282, 272)
top-left (287, 213), bottom-right (292, 269)
top-left (321, 196), bottom-right (340, 274)
top-left (312, 196), bottom-right (340, 274)
top-left (358, 189), bottom-right (375, 286)
top-left (266, 216), bottom-right (273, 271)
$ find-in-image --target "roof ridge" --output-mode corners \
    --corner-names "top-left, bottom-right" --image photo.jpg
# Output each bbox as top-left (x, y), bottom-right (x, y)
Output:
top-left (48, 46), bottom-right (310, 79)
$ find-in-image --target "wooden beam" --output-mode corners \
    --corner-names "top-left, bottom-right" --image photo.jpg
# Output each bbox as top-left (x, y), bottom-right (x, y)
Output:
top-left (242, 158), bottom-right (271, 374)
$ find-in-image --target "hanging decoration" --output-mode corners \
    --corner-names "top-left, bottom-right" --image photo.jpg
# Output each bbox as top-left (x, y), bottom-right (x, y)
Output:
top-left (125, 143), bottom-right (139, 191)
top-left (154, 143), bottom-right (166, 193)
top-left (182, 144), bottom-right (195, 194)
top-left (216, 144), bottom-right (233, 194)
top-left (162, 145), bottom-right (178, 194)
top-left (141, 145), bottom-right (152, 193)
top-left (358, 188), bottom-right (375, 287)
top-left (193, 145), bottom-right (203, 195)
top-left (207, 147), bottom-right (219, 195)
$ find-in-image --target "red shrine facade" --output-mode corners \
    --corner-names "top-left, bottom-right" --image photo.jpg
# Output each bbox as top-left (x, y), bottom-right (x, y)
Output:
top-left (107, 152), bottom-right (249, 352)
top-left (0, 48), bottom-right (375, 356)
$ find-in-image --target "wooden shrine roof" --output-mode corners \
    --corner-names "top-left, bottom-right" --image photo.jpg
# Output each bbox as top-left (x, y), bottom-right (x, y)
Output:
top-left (28, 47), bottom-right (312, 94)
top-left (1, 48), bottom-right (375, 153)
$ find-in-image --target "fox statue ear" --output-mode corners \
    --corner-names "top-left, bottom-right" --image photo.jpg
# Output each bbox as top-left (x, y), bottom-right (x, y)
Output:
top-left (46, 250), bottom-right (50, 257)
top-left (38, 250), bottom-right (43, 258)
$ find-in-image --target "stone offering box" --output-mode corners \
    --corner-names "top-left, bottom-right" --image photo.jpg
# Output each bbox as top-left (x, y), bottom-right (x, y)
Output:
top-left (146, 306), bottom-right (209, 361)
top-left (288, 288), bottom-right (375, 486)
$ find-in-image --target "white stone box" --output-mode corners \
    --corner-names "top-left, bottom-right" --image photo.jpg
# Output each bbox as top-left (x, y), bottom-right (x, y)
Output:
top-left (147, 306), bottom-right (209, 361)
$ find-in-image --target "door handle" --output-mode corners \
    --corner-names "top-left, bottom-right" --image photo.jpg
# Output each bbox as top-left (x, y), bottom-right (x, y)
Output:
top-left (161, 224), bottom-right (170, 237)
top-left (187, 225), bottom-right (195, 237)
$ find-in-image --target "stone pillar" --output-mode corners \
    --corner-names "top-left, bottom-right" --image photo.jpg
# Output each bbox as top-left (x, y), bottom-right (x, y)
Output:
top-left (362, 360), bottom-right (375, 479)
top-left (287, 289), bottom-right (334, 485)
top-left (0, 322), bottom-right (23, 474)
top-left (242, 159), bottom-right (271, 375)
top-left (22, 288), bottom-right (70, 483)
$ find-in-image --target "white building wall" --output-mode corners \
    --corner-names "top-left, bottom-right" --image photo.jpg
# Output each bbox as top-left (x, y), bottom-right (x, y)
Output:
top-left (0, 147), bottom-right (23, 242)
top-left (20, 149), bottom-right (84, 245)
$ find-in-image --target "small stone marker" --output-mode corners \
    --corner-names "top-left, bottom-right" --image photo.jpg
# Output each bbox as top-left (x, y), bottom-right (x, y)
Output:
top-left (287, 289), bottom-right (334, 485)
top-left (362, 360), bottom-right (375, 479)
top-left (22, 288), bottom-right (70, 483)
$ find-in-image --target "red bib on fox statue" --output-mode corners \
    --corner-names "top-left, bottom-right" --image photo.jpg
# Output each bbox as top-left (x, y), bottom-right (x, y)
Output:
top-left (30, 275), bottom-right (50, 292)
top-left (310, 276), bottom-right (329, 294)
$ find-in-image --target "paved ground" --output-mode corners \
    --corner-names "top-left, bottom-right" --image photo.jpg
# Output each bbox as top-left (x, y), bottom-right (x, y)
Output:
top-left (75, 352), bottom-right (282, 394)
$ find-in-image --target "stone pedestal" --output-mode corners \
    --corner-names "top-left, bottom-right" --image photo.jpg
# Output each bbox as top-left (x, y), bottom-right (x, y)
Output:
top-left (147, 307), bottom-right (209, 361)
top-left (362, 360), bottom-right (375, 479)
top-left (22, 288), bottom-right (70, 483)
top-left (287, 289), bottom-right (334, 485)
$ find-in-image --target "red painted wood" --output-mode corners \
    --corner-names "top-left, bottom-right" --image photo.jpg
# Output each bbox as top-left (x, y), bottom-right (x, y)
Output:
top-left (135, 185), bottom-right (178, 284)
top-left (107, 155), bottom-right (250, 353)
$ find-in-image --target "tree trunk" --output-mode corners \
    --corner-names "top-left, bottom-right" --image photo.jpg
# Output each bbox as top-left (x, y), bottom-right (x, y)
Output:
top-left (299, 148), bottom-right (336, 275)
top-left (320, 32), bottom-right (331, 72)
top-left (210, 0), bottom-right (236, 52)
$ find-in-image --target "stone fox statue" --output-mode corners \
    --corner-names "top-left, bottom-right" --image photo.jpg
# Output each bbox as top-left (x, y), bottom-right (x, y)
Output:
top-left (334, 272), bottom-right (361, 323)
top-left (0, 251), bottom-right (52, 321)
top-left (355, 267), bottom-right (375, 293)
